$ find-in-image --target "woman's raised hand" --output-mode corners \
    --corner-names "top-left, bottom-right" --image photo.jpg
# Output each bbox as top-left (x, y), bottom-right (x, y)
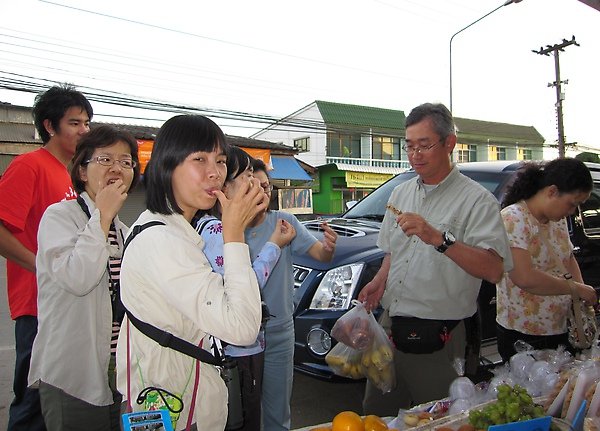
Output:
top-left (95, 179), bottom-right (129, 236)
top-left (269, 219), bottom-right (296, 248)
top-left (215, 178), bottom-right (268, 243)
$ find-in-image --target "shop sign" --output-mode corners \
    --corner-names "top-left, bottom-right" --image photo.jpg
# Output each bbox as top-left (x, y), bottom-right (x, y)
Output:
top-left (345, 171), bottom-right (393, 188)
top-left (137, 139), bottom-right (154, 174)
top-left (240, 147), bottom-right (272, 168)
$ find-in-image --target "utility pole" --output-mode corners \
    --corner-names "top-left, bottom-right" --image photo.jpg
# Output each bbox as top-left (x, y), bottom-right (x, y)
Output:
top-left (532, 36), bottom-right (579, 158)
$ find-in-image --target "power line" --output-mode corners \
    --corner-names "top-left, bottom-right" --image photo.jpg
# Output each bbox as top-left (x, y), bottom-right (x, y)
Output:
top-left (38, 0), bottom-right (417, 82)
top-left (0, 72), bottom-right (358, 136)
top-left (0, 34), bottom-right (337, 101)
top-left (0, 72), bottom-right (564, 151)
top-left (0, 30), bottom-right (333, 94)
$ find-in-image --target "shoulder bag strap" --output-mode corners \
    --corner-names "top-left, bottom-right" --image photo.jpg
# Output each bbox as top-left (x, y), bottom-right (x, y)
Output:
top-left (122, 220), bottom-right (223, 366)
top-left (123, 221), bottom-right (166, 251)
top-left (126, 310), bottom-right (222, 365)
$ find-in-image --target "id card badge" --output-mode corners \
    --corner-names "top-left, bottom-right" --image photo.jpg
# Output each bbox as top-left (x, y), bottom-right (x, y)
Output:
top-left (122, 410), bottom-right (174, 431)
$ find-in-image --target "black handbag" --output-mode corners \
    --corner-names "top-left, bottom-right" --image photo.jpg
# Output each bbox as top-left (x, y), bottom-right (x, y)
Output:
top-left (391, 317), bottom-right (460, 354)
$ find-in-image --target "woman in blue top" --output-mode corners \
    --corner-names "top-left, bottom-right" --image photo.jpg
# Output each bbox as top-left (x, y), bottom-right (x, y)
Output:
top-left (248, 159), bottom-right (338, 431)
top-left (196, 146), bottom-right (295, 431)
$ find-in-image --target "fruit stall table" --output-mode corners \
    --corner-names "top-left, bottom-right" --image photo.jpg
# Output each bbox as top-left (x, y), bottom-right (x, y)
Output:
top-left (291, 416), bottom-right (394, 431)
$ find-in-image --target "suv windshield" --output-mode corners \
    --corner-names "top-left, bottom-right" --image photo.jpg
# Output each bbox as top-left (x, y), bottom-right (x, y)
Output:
top-left (343, 168), bottom-right (514, 220)
top-left (344, 172), bottom-right (415, 220)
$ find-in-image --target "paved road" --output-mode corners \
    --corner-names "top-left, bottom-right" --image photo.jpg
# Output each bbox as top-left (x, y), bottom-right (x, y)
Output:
top-left (0, 256), bottom-right (366, 430)
top-left (290, 373), bottom-right (365, 429)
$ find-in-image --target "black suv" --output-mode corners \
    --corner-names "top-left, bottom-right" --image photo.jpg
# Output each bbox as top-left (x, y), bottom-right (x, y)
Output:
top-left (292, 161), bottom-right (600, 378)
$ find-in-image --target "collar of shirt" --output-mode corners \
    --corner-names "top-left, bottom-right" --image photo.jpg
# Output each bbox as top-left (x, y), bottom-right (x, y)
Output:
top-left (416, 164), bottom-right (460, 192)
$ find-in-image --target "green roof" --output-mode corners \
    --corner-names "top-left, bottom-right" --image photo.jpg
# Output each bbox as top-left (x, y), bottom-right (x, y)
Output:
top-left (315, 100), bottom-right (405, 132)
top-left (454, 117), bottom-right (544, 146)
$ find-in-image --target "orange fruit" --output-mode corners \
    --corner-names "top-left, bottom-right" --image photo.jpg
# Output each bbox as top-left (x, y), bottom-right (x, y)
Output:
top-left (363, 414), bottom-right (388, 431)
top-left (332, 411), bottom-right (365, 431)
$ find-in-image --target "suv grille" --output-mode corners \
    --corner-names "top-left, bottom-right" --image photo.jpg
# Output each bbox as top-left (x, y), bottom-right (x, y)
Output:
top-left (302, 221), bottom-right (365, 238)
top-left (293, 265), bottom-right (311, 288)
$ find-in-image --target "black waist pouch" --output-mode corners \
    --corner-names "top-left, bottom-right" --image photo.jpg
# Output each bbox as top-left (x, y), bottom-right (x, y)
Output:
top-left (391, 317), bottom-right (460, 354)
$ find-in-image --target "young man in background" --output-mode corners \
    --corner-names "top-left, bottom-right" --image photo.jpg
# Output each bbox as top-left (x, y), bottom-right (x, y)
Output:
top-left (0, 84), bottom-right (92, 430)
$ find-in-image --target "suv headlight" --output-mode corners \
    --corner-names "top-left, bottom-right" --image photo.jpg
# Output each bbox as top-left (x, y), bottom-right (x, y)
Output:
top-left (309, 263), bottom-right (365, 310)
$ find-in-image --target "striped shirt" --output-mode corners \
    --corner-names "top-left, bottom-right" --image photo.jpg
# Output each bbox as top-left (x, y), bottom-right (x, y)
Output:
top-left (108, 223), bottom-right (121, 355)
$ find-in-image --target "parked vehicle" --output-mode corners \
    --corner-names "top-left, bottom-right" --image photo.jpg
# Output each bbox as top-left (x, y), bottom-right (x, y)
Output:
top-left (292, 160), bottom-right (600, 378)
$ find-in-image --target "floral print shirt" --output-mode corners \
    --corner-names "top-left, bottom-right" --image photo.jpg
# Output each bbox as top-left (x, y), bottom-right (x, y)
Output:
top-left (196, 215), bottom-right (281, 356)
top-left (496, 201), bottom-right (573, 335)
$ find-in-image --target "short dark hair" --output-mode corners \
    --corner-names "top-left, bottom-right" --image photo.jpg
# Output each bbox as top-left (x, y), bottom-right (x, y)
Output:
top-left (32, 84), bottom-right (93, 143)
top-left (251, 158), bottom-right (269, 177)
top-left (70, 125), bottom-right (140, 194)
top-left (502, 158), bottom-right (593, 208)
top-left (145, 115), bottom-right (228, 215)
top-left (226, 146), bottom-right (252, 183)
top-left (250, 157), bottom-right (274, 211)
top-left (405, 103), bottom-right (455, 140)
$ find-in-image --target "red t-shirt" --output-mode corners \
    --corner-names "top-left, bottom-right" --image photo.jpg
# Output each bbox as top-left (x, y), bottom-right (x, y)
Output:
top-left (0, 148), bottom-right (77, 319)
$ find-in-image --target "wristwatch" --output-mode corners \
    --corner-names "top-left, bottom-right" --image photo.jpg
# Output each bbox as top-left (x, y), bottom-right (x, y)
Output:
top-left (435, 231), bottom-right (456, 253)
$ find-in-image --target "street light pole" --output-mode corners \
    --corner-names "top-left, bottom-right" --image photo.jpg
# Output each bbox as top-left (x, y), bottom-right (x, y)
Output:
top-left (449, 0), bottom-right (522, 113)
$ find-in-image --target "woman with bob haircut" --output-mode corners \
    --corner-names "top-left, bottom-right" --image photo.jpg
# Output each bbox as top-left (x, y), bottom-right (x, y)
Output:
top-left (496, 157), bottom-right (597, 361)
top-left (116, 115), bottom-right (267, 431)
top-left (29, 124), bottom-right (140, 430)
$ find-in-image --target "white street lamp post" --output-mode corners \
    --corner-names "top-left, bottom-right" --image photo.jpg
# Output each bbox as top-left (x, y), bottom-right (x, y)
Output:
top-left (449, 0), bottom-right (523, 113)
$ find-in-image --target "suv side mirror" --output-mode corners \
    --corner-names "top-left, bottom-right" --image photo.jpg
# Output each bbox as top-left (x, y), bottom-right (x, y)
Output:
top-left (345, 200), bottom-right (357, 210)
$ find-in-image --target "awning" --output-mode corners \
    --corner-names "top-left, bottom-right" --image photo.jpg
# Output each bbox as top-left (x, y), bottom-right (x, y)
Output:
top-left (240, 147), bottom-right (271, 166)
top-left (269, 156), bottom-right (312, 181)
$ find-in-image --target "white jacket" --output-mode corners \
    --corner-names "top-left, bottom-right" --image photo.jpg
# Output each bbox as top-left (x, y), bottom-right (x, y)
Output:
top-left (30, 192), bottom-right (126, 405)
top-left (116, 210), bottom-right (261, 430)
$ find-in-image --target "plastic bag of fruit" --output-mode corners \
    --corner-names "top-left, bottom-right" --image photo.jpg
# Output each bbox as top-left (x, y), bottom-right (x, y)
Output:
top-left (360, 310), bottom-right (396, 393)
top-left (331, 300), bottom-right (374, 351)
top-left (325, 341), bottom-right (365, 379)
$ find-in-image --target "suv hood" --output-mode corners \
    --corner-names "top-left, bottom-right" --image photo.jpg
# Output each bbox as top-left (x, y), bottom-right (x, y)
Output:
top-left (292, 218), bottom-right (384, 269)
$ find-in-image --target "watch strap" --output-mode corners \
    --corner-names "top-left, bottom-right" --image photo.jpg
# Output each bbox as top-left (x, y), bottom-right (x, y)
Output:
top-left (435, 231), bottom-right (455, 253)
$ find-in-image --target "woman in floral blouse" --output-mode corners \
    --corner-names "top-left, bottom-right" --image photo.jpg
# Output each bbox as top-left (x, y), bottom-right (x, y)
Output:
top-left (496, 158), bottom-right (597, 362)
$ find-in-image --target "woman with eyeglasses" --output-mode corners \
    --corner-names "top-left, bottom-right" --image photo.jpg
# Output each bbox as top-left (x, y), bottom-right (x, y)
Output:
top-left (29, 125), bottom-right (140, 430)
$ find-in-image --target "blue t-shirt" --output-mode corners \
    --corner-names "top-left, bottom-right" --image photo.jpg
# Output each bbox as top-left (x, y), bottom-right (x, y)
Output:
top-left (245, 211), bottom-right (317, 329)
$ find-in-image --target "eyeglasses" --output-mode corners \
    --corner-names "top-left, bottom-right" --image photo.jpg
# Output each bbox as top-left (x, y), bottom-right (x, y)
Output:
top-left (261, 183), bottom-right (274, 193)
top-left (402, 139), bottom-right (443, 155)
top-left (85, 156), bottom-right (137, 169)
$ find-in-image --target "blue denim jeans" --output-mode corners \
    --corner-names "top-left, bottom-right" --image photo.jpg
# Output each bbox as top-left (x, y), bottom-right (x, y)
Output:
top-left (8, 315), bottom-right (46, 431)
top-left (261, 320), bottom-right (294, 431)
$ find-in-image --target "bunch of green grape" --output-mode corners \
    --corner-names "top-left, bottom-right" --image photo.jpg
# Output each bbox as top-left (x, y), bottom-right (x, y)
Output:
top-left (468, 384), bottom-right (546, 429)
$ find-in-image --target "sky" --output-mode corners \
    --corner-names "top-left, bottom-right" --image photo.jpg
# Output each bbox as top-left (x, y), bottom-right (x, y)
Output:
top-left (0, 0), bottom-right (599, 154)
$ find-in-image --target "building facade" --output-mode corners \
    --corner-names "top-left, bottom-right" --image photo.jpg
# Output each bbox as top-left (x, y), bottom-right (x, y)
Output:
top-left (252, 100), bottom-right (545, 215)
top-left (0, 102), bottom-right (314, 223)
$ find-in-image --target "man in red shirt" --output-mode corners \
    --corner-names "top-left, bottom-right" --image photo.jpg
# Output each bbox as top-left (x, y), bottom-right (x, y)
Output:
top-left (0, 84), bottom-right (93, 430)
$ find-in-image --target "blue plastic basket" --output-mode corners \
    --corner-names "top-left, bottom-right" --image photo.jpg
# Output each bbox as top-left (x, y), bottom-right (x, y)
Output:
top-left (488, 416), bottom-right (552, 431)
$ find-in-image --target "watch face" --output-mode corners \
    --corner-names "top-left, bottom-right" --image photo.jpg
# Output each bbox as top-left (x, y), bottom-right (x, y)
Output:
top-left (445, 231), bottom-right (456, 244)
